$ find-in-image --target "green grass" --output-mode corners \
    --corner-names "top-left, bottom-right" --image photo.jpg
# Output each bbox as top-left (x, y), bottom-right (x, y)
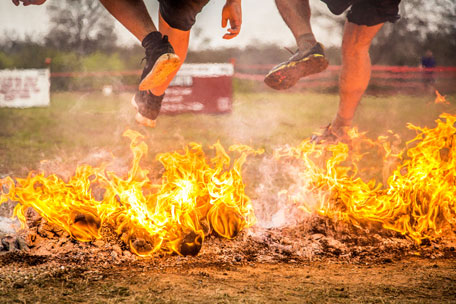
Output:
top-left (0, 90), bottom-right (455, 177)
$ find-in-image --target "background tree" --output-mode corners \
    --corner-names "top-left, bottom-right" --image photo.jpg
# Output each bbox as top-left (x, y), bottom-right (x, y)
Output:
top-left (44, 0), bottom-right (117, 56)
top-left (371, 0), bottom-right (456, 66)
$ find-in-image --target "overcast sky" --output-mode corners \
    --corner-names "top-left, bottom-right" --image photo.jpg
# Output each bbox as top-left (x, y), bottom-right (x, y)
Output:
top-left (0, 0), bottom-right (342, 50)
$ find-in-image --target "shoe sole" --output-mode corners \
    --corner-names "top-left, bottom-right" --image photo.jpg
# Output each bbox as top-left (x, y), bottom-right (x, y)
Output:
top-left (131, 94), bottom-right (156, 128)
top-left (264, 54), bottom-right (329, 90)
top-left (139, 53), bottom-right (181, 92)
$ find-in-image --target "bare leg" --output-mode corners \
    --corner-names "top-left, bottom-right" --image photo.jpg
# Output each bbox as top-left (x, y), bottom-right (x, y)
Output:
top-left (98, 0), bottom-right (156, 41)
top-left (274, 0), bottom-right (316, 50)
top-left (150, 14), bottom-right (191, 96)
top-left (332, 21), bottom-right (384, 129)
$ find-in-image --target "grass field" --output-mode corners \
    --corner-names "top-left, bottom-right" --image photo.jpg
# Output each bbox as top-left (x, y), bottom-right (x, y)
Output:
top-left (0, 89), bottom-right (455, 177)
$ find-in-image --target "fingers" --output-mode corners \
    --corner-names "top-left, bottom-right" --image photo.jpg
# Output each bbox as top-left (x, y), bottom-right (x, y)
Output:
top-left (223, 27), bottom-right (240, 39)
top-left (223, 21), bottom-right (241, 39)
top-left (221, 2), bottom-right (242, 40)
top-left (222, 11), bottom-right (241, 39)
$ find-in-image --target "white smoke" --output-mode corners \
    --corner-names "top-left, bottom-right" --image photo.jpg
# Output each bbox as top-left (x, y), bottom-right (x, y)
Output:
top-left (251, 152), bottom-right (321, 229)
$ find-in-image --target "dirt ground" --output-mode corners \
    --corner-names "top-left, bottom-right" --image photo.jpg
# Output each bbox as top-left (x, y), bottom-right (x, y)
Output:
top-left (1, 254), bottom-right (455, 304)
top-left (1, 216), bottom-right (456, 304)
top-left (1, 200), bottom-right (456, 303)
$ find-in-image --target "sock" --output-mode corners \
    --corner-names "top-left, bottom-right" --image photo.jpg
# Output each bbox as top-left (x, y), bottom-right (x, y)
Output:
top-left (296, 33), bottom-right (317, 52)
top-left (142, 31), bottom-right (163, 49)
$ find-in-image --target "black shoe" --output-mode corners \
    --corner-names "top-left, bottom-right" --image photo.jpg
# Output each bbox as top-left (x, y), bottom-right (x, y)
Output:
top-left (131, 91), bottom-right (164, 128)
top-left (264, 43), bottom-right (328, 90)
top-left (310, 123), bottom-right (351, 145)
top-left (139, 31), bottom-right (181, 92)
top-left (321, 0), bottom-right (358, 15)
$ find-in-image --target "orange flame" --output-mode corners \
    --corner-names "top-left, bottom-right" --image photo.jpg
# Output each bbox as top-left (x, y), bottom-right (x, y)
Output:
top-left (2, 113), bottom-right (455, 252)
top-left (277, 113), bottom-right (456, 243)
top-left (0, 130), bottom-right (262, 256)
top-left (434, 90), bottom-right (450, 105)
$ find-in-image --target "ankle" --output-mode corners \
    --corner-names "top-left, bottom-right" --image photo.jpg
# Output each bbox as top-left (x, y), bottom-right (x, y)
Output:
top-left (332, 114), bottom-right (352, 129)
top-left (296, 33), bottom-right (317, 52)
top-left (142, 31), bottom-right (163, 49)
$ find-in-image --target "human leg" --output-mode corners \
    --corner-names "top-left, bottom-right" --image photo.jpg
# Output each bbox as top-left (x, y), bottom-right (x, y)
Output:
top-left (311, 21), bottom-right (383, 144)
top-left (264, 0), bottom-right (328, 90)
top-left (98, 0), bottom-right (180, 127)
top-left (274, 0), bottom-right (315, 51)
top-left (149, 13), bottom-right (191, 96)
top-left (131, 0), bottom-right (209, 127)
top-left (311, 0), bottom-right (401, 143)
top-left (332, 21), bottom-right (383, 129)
top-left (99, 0), bottom-right (181, 93)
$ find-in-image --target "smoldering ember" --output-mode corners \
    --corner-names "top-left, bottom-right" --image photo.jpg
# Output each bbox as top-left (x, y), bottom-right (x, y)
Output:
top-left (1, 113), bottom-right (456, 302)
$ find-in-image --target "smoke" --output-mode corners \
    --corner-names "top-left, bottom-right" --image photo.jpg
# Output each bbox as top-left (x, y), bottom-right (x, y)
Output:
top-left (250, 152), bottom-right (321, 229)
top-left (38, 147), bottom-right (130, 181)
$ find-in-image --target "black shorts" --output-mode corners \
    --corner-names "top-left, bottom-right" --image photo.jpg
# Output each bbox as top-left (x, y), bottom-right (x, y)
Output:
top-left (158, 0), bottom-right (210, 31)
top-left (324, 0), bottom-right (401, 26)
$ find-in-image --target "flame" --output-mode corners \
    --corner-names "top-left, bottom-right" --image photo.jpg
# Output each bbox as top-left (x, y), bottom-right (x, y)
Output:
top-left (277, 113), bottom-right (456, 243)
top-left (2, 111), bottom-right (456, 253)
top-left (0, 130), bottom-right (262, 256)
top-left (434, 90), bottom-right (450, 105)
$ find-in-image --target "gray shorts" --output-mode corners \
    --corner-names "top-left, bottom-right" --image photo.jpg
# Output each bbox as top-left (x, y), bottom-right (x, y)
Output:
top-left (158, 0), bottom-right (210, 31)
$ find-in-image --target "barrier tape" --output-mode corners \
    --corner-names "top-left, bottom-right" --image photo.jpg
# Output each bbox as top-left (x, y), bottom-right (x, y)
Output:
top-left (49, 65), bottom-right (455, 91)
top-left (50, 65), bottom-right (456, 79)
top-left (234, 64), bottom-right (456, 73)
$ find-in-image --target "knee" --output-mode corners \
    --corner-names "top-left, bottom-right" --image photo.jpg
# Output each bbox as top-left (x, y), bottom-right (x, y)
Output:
top-left (341, 38), bottom-right (370, 59)
top-left (341, 23), bottom-right (378, 58)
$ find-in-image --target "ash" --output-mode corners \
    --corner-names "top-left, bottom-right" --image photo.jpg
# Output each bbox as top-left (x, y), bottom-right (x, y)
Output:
top-left (1, 208), bottom-right (455, 272)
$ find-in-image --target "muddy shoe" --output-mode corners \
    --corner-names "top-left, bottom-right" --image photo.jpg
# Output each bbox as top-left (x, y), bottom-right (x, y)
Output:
top-left (311, 123), bottom-right (351, 145)
top-left (139, 32), bottom-right (181, 92)
top-left (131, 91), bottom-right (164, 128)
top-left (264, 42), bottom-right (328, 90)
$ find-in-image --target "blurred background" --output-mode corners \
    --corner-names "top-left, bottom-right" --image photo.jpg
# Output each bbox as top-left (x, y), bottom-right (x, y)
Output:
top-left (1, 0), bottom-right (455, 89)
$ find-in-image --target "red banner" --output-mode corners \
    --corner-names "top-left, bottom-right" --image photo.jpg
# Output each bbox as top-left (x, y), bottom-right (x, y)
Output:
top-left (161, 64), bottom-right (233, 114)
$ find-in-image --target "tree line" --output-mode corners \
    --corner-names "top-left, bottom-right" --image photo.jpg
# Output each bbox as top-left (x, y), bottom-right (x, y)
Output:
top-left (0, 0), bottom-right (454, 75)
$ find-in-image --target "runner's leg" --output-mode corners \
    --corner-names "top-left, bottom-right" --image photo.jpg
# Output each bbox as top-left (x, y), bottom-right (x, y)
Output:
top-left (150, 13), bottom-right (191, 96)
top-left (332, 21), bottom-right (383, 129)
top-left (274, 0), bottom-right (316, 50)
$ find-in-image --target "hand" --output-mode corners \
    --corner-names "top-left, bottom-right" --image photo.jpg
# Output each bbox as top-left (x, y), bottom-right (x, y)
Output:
top-left (12, 0), bottom-right (47, 6)
top-left (221, 0), bottom-right (242, 40)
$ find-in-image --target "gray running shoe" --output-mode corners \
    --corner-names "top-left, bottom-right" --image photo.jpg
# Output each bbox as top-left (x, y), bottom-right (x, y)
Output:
top-left (264, 43), bottom-right (328, 90)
